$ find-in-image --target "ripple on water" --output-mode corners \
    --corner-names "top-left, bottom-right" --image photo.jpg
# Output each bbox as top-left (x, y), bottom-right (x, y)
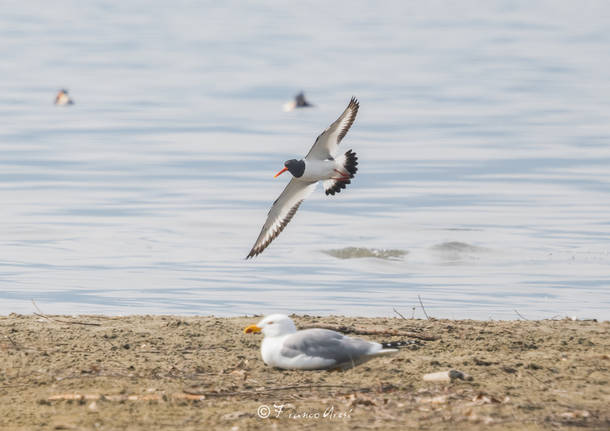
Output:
top-left (322, 247), bottom-right (408, 260)
top-left (431, 241), bottom-right (489, 253)
top-left (430, 241), bottom-right (490, 262)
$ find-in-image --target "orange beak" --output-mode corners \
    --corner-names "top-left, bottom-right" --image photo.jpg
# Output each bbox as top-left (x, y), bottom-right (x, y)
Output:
top-left (274, 167), bottom-right (288, 178)
top-left (244, 324), bottom-right (262, 334)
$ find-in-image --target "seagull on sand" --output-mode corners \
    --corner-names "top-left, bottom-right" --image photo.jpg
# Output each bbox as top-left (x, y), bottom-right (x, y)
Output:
top-left (54, 89), bottom-right (74, 106)
top-left (283, 91), bottom-right (314, 112)
top-left (244, 314), bottom-right (413, 370)
top-left (247, 97), bottom-right (359, 258)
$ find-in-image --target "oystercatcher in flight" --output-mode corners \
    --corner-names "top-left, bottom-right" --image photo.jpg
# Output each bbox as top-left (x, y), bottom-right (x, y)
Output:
top-left (247, 97), bottom-right (359, 258)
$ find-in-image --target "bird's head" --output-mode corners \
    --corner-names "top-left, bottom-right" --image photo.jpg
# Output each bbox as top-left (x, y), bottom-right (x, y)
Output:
top-left (274, 159), bottom-right (305, 178)
top-left (243, 314), bottom-right (297, 337)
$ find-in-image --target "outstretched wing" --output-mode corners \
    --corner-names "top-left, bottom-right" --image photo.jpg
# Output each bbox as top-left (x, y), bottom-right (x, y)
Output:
top-left (305, 97), bottom-right (359, 160)
top-left (247, 179), bottom-right (317, 258)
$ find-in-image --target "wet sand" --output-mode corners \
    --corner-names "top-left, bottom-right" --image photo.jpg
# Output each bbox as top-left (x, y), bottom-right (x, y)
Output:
top-left (1, 314), bottom-right (608, 430)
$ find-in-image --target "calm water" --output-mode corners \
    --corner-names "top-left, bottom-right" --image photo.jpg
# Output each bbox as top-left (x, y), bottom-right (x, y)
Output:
top-left (1, 1), bottom-right (609, 320)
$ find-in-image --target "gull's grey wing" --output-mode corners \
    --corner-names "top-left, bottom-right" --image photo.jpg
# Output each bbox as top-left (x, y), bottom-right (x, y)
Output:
top-left (247, 179), bottom-right (316, 258)
top-left (305, 97), bottom-right (359, 161)
top-left (280, 328), bottom-right (376, 366)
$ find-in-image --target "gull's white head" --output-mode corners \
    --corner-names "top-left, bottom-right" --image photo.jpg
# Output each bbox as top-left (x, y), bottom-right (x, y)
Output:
top-left (244, 314), bottom-right (297, 337)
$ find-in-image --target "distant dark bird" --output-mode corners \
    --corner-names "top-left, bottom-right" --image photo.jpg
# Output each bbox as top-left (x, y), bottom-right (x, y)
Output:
top-left (54, 89), bottom-right (74, 106)
top-left (247, 97), bottom-right (359, 258)
top-left (283, 91), bottom-right (314, 111)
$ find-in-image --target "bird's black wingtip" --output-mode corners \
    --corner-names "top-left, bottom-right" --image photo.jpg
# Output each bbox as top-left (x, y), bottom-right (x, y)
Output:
top-left (381, 340), bottom-right (420, 349)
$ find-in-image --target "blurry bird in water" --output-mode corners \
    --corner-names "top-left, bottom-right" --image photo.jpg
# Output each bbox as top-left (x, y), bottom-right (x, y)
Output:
top-left (283, 91), bottom-right (313, 112)
top-left (54, 89), bottom-right (74, 106)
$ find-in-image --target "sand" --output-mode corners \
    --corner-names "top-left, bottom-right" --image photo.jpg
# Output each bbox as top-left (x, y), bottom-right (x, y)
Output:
top-left (1, 314), bottom-right (608, 430)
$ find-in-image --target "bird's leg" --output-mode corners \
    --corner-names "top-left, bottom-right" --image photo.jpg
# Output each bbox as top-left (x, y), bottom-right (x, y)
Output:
top-left (332, 169), bottom-right (351, 181)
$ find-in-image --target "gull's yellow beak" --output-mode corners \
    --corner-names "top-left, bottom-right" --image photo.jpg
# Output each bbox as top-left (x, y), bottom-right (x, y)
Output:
top-left (244, 324), bottom-right (262, 334)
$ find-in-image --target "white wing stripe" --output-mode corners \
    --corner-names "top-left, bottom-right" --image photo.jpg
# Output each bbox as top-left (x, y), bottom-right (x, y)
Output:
top-left (247, 180), bottom-right (316, 258)
top-left (305, 97), bottom-right (359, 160)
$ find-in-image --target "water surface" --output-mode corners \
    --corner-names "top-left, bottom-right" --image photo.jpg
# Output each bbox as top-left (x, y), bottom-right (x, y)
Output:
top-left (1, 1), bottom-right (609, 319)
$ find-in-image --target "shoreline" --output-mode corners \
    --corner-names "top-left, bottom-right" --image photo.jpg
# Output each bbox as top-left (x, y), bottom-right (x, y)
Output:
top-left (1, 314), bottom-right (608, 430)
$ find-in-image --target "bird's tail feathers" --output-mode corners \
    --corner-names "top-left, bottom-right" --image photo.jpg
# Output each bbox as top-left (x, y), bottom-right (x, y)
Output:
top-left (324, 149), bottom-right (358, 196)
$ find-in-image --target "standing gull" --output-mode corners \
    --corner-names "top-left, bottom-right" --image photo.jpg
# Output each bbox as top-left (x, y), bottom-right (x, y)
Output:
top-left (247, 97), bottom-right (359, 258)
top-left (244, 314), bottom-right (412, 370)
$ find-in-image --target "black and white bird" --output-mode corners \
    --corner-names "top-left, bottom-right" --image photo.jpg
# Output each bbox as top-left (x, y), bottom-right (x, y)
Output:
top-left (283, 91), bottom-right (314, 111)
top-left (244, 314), bottom-right (417, 370)
top-left (247, 97), bottom-right (359, 259)
top-left (54, 89), bottom-right (74, 106)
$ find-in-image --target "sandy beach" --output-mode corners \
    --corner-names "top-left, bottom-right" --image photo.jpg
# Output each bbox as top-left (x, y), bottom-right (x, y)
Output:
top-left (1, 314), bottom-right (608, 430)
